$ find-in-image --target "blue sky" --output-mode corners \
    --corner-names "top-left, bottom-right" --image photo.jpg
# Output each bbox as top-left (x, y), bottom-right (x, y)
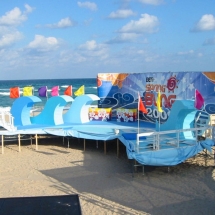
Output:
top-left (0, 0), bottom-right (214, 80)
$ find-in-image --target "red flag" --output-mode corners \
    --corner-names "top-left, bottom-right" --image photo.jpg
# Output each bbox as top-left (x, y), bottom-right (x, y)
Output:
top-left (64, 85), bottom-right (72, 96)
top-left (139, 95), bottom-right (147, 114)
top-left (10, 87), bottom-right (20, 98)
top-left (195, 89), bottom-right (204, 110)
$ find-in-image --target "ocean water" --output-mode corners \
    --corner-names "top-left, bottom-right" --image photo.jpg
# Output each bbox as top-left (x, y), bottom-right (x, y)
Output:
top-left (0, 78), bottom-right (97, 108)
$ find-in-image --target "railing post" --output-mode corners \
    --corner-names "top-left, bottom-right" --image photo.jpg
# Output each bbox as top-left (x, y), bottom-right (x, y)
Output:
top-left (2, 112), bottom-right (5, 126)
top-left (1, 135), bottom-right (4, 154)
top-left (177, 131), bottom-right (180, 147)
top-left (156, 133), bottom-right (160, 150)
top-left (136, 133), bottom-right (139, 153)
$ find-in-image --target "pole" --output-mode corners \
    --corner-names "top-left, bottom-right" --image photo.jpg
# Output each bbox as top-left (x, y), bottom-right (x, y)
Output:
top-left (159, 111), bottom-right (160, 132)
top-left (2, 135), bottom-right (4, 154)
top-left (138, 92), bottom-right (140, 134)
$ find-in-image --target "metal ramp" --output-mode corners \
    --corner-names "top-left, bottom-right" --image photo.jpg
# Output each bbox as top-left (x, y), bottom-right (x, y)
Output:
top-left (0, 108), bottom-right (17, 131)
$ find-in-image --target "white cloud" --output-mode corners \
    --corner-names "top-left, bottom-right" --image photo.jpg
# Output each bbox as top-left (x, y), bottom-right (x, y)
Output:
top-left (28, 35), bottom-right (59, 52)
top-left (45, 17), bottom-right (74, 28)
top-left (119, 13), bottom-right (159, 34)
top-left (203, 37), bottom-right (215, 45)
top-left (108, 9), bottom-right (136, 19)
top-left (138, 0), bottom-right (164, 5)
top-left (79, 40), bottom-right (97, 50)
top-left (0, 5), bottom-right (33, 26)
top-left (79, 40), bottom-right (109, 59)
top-left (59, 51), bottom-right (86, 63)
top-left (193, 14), bottom-right (215, 31)
top-left (106, 33), bottom-right (139, 44)
top-left (0, 7), bottom-right (26, 26)
top-left (0, 5), bottom-right (33, 49)
top-left (77, 1), bottom-right (97, 11)
top-left (24, 4), bottom-right (34, 14)
top-left (178, 50), bottom-right (194, 55)
top-left (0, 31), bottom-right (23, 48)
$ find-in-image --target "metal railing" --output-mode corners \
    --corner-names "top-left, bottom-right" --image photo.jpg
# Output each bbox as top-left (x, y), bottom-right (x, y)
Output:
top-left (136, 126), bottom-right (213, 154)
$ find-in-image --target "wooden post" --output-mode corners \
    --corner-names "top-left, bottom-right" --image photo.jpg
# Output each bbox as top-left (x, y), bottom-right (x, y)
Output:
top-left (30, 135), bottom-right (32, 146)
top-left (1, 135), bottom-right (4, 154)
top-left (84, 139), bottom-right (86, 151)
top-left (104, 141), bottom-right (106, 155)
top-left (35, 134), bottom-right (38, 151)
top-left (134, 160), bottom-right (137, 172)
top-left (117, 139), bottom-right (119, 158)
top-left (18, 134), bottom-right (21, 152)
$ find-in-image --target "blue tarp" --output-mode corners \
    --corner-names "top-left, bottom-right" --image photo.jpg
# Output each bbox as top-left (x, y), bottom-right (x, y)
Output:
top-left (119, 134), bottom-right (214, 166)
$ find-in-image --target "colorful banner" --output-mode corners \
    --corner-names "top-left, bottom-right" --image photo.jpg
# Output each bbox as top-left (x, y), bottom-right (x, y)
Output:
top-left (116, 108), bottom-right (137, 122)
top-left (89, 107), bottom-right (112, 121)
top-left (97, 72), bottom-right (215, 123)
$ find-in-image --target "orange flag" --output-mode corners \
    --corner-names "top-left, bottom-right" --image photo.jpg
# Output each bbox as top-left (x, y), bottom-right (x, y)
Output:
top-left (139, 95), bottom-right (147, 114)
top-left (64, 85), bottom-right (72, 96)
top-left (10, 87), bottom-right (20, 98)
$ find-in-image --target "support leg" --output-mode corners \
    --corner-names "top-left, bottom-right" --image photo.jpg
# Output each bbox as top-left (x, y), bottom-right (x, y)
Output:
top-left (35, 134), bottom-right (38, 151)
top-left (18, 134), bottom-right (21, 152)
top-left (104, 141), bottom-right (106, 155)
top-left (1, 135), bottom-right (4, 154)
top-left (134, 160), bottom-right (137, 172)
top-left (117, 139), bottom-right (119, 158)
top-left (131, 159), bottom-right (135, 178)
top-left (142, 165), bottom-right (145, 175)
top-left (30, 135), bottom-right (32, 146)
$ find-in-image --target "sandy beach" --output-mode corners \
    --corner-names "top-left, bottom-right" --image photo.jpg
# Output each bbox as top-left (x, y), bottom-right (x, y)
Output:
top-left (0, 138), bottom-right (215, 215)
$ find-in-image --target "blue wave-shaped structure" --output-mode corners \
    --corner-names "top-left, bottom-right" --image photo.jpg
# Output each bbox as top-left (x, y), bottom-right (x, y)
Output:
top-left (31, 95), bottom-right (74, 125)
top-left (11, 96), bottom-right (42, 126)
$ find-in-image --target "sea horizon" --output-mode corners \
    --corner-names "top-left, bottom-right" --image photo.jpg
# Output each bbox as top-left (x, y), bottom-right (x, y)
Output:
top-left (0, 78), bottom-right (97, 108)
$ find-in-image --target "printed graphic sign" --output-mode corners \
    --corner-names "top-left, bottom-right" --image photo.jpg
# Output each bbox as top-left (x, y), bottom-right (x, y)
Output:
top-left (97, 72), bottom-right (215, 123)
top-left (89, 107), bottom-right (112, 121)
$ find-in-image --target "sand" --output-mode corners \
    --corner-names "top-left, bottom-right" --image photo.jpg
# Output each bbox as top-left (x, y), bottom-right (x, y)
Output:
top-left (0, 138), bottom-right (215, 215)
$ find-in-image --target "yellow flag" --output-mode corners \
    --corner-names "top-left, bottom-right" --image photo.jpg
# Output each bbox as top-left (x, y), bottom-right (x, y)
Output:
top-left (23, 86), bottom-right (33, 96)
top-left (156, 91), bottom-right (163, 112)
top-left (74, 85), bottom-right (85, 96)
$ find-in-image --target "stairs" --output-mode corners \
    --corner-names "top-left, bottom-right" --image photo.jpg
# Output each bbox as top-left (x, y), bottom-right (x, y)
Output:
top-left (0, 108), bottom-right (17, 131)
